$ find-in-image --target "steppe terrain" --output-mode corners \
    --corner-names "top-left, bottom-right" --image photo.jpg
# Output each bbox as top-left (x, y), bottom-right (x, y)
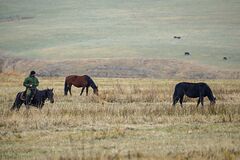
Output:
top-left (0, 75), bottom-right (240, 159)
top-left (1, 0), bottom-right (240, 159)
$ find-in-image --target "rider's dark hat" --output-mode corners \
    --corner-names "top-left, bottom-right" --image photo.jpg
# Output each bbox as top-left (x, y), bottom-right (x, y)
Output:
top-left (30, 70), bottom-right (36, 75)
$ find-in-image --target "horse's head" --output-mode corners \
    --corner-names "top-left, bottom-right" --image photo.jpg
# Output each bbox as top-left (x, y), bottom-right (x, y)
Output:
top-left (46, 88), bottom-right (54, 103)
top-left (93, 86), bottom-right (99, 96)
top-left (210, 97), bottom-right (216, 106)
top-left (207, 88), bottom-right (216, 106)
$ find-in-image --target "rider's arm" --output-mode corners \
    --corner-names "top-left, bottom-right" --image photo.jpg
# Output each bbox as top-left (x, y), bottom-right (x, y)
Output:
top-left (23, 77), bottom-right (31, 87)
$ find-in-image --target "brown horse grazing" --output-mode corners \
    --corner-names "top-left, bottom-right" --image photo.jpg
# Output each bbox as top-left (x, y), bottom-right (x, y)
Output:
top-left (64, 75), bottom-right (98, 96)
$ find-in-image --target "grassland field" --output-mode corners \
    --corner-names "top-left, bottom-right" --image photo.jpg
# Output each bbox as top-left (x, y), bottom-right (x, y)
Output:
top-left (0, 0), bottom-right (240, 159)
top-left (0, 74), bottom-right (240, 159)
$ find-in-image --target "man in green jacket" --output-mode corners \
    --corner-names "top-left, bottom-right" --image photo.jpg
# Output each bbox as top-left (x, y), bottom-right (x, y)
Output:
top-left (23, 70), bottom-right (39, 105)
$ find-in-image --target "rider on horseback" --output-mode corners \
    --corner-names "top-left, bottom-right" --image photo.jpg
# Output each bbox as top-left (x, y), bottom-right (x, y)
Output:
top-left (23, 71), bottom-right (39, 105)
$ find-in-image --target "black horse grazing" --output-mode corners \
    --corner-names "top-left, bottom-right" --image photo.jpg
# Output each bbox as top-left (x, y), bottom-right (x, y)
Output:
top-left (11, 88), bottom-right (54, 111)
top-left (64, 75), bottom-right (98, 96)
top-left (172, 82), bottom-right (216, 107)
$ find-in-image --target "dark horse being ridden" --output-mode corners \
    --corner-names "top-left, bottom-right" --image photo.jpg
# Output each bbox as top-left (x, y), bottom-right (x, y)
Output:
top-left (172, 82), bottom-right (216, 107)
top-left (64, 75), bottom-right (98, 96)
top-left (11, 88), bottom-right (54, 111)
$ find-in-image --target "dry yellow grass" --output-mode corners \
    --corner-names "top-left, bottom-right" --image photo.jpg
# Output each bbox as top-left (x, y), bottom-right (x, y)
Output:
top-left (0, 74), bottom-right (240, 160)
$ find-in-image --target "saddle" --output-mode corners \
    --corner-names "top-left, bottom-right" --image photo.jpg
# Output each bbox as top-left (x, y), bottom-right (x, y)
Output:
top-left (20, 89), bottom-right (38, 102)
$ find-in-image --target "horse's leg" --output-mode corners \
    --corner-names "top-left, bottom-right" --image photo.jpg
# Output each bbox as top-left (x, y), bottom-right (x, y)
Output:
top-left (196, 98), bottom-right (201, 107)
top-left (65, 81), bottom-right (69, 95)
top-left (65, 86), bottom-right (68, 96)
top-left (13, 99), bottom-right (23, 111)
top-left (11, 101), bottom-right (17, 111)
top-left (80, 87), bottom-right (85, 96)
top-left (16, 101), bottom-right (23, 111)
top-left (69, 85), bottom-right (72, 96)
top-left (179, 95), bottom-right (184, 108)
top-left (39, 102), bottom-right (44, 110)
top-left (200, 96), bottom-right (204, 107)
top-left (199, 90), bottom-right (204, 107)
top-left (86, 87), bottom-right (89, 96)
top-left (25, 104), bottom-right (30, 110)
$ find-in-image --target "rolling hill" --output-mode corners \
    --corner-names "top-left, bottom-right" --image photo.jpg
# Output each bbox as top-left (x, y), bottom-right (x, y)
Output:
top-left (1, 53), bottom-right (240, 79)
top-left (0, 0), bottom-right (240, 77)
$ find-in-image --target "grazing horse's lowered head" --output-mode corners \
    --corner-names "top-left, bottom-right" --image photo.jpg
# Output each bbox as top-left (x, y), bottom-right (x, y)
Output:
top-left (208, 92), bottom-right (216, 106)
top-left (93, 86), bottom-right (99, 95)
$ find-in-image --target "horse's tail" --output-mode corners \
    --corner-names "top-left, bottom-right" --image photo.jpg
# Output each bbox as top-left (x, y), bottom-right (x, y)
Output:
top-left (64, 79), bottom-right (68, 95)
top-left (11, 92), bottom-right (21, 111)
top-left (172, 84), bottom-right (179, 106)
top-left (172, 87), bottom-right (177, 100)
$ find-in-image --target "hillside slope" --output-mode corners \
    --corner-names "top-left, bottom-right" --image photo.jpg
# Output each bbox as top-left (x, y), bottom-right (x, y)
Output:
top-left (0, 0), bottom-right (239, 69)
top-left (1, 54), bottom-right (239, 79)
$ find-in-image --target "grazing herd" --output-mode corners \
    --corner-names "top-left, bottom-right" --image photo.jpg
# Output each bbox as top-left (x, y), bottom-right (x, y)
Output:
top-left (12, 34), bottom-right (224, 111)
top-left (11, 74), bottom-right (216, 111)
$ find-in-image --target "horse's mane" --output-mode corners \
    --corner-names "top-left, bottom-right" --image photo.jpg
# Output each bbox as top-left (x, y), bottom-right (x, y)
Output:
top-left (85, 75), bottom-right (97, 89)
top-left (203, 83), bottom-right (215, 101)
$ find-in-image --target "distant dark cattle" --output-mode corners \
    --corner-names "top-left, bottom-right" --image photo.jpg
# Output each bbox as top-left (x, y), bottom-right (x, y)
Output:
top-left (185, 52), bottom-right (190, 56)
top-left (223, 57), bottom-right (228, 60)
top-left (172, 82), bottom-right (216, 107)
top-left (174, 36), bottom-right (181, 39)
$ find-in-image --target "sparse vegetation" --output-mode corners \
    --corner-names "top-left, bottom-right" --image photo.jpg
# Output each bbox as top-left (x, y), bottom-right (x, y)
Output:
top-left (0, 74), bottom-right (239, 159)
